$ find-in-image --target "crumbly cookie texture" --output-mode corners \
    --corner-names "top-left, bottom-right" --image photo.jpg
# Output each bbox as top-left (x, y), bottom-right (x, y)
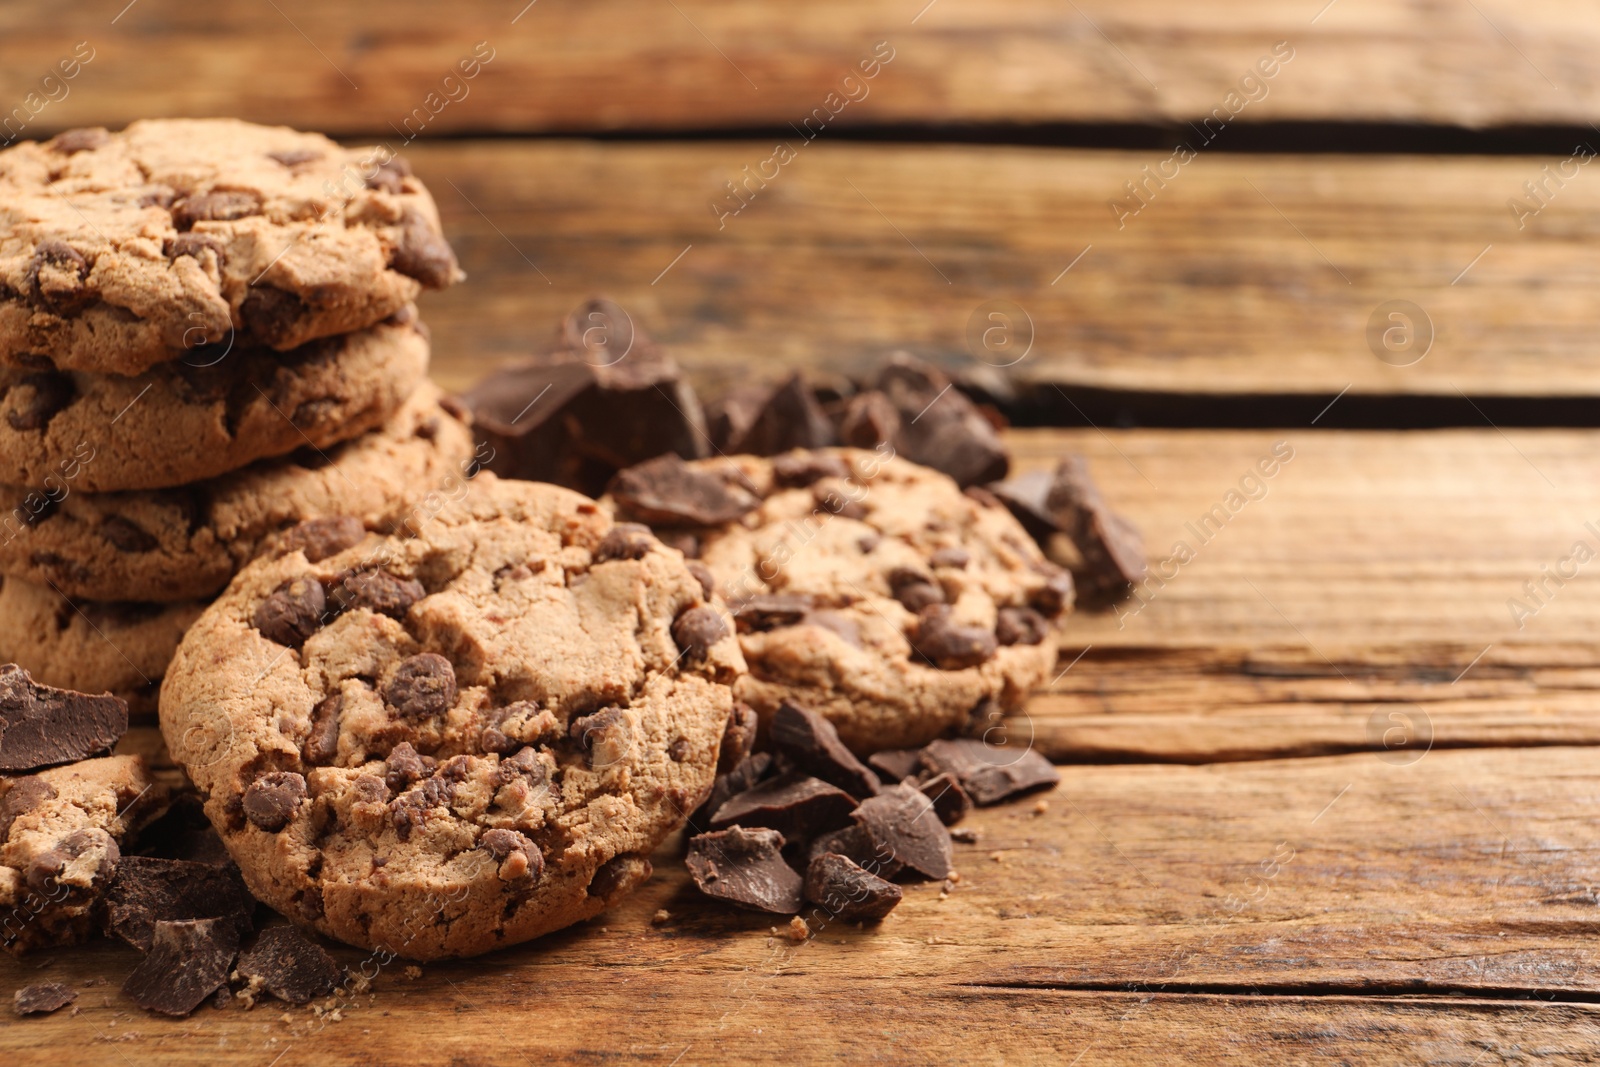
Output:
top-left (0, 755), bottom-right (169, 955)
top-left (0, 577), bottom-right (204, 718)
top-left (0, 308), bottom-right (429, 493)
top-left (0, 381), bottom-right (476, 602)
top-left (607, 447), bottom-right (1070, 753)
top-left (0, 119), bottom-right (462, 374)
top-left (161, 475), bottom-right (745, 960)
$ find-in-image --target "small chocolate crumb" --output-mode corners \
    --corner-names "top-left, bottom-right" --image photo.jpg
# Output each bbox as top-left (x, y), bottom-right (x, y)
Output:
top-left (685, 827), bottom-right (802, 914)
top-left (805, 853), bottom-right (902, 923)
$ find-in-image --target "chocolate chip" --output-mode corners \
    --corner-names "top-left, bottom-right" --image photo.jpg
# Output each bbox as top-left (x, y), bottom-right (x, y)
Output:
top-left (496, 746), bottom-right (546, 788)
top-left (771, 450), bottom-right (852, 488)
top-left (122, 918), bottom-right (239, 1017)
top-left (851, 783), bottom-right (952, 880)
top-left (384, 742), bottom-right (434, 792)
top-left (804, 610), bottom-right (862, 647)
top-left (593, 523), bottom-right (654, 563)
top-left (568, 706), bottom-right (629, 768)
top-left (996, 606), bottom-right (1050, 646)
top-left (239, 286), bottom-right (309, 347)
top-left (731, 594), bottom-right (813, 633)
top-left (917, 738), bottom-right (1060, 806)
top-left (917, 772), bottom-right (973, 826)
top-left (281, 516), bottom-right (364, 562)
top-left (804, 853), bottom-right (902, 923)
top-left (930, 546), bottom-right (971, 569)
top-left (608, 453), bottom-right (759, 526)
top-left (102, 856), bottom-right (254, 952)
top-left (252, 575), bottom-right (327, 648)
top-left (365, 154), bottom-right (413, 193)
top-left (806, 823), bottom-right (903, 880)
top-left (241, 772), bottom-right (306, 832)
top-left (390, 206), bottom-right (460, 289)
top-left (718, 702), bottom-right (758, 774)
top-left (172, 190), bottom-right (262, 230)
top-left (163, 232), bottom-right (227, 267)
top-left (100, 515), bottom-right (158, 553)
top-left (738, 374), bottom-right (838, 455)
top-left (769, 701), bottom-right (880, 799)
top-left (48, 127), bottom-right (108, 154)
top-left (686, 560), bottom-right (716, 598)
top-left (671, 605), bottom-right (728, 663)
top-left (0, 665), bottom-right (126, 771)
top-left (813, 484), bottom-right (868, 520)
top-left (334, 568), bottom-right (425, 619)
top-left (4, 371), bottom-right (74, 431)
top-left (390, 776), bottom-right (455, 842)
top-left (587, 852), bottom-right (650, 900)
top-left (710, 772), bottom-right (857, 841)
top-left (911, 605), bottom-right (998, 670)
top-left (26, 828), bottom-right (118, 897)
top-left (12, 982), bottom-right (76, 1015)
top-left (656, 529), bottom-right (701, 558)
top-left (295, 886), bottom-right (324, 921)
top-left (385, 654), bottom-right (457, 720)
top-left (866, 748), bottom-right (921, 784)
top-left (267, 149), bottom-right (322, 167)
top-left (237, 926), bottom-right (340, 1005)
top-left (685, 827), bottom-right (802, 914)
top-left (302, 693), bottom-right (342, 764)
top-left (478, 828), bottom-right (544, 883)
top-left (24, 241), bottom-right (89, 310)
top-left (888, 567), bottom-right (945, 613)
top-left (0, 777), bottom-right (57, 840)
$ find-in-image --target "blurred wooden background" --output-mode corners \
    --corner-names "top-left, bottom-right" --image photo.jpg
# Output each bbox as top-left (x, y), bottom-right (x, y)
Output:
top-left (5, 2), bottom-right (1600, 1063)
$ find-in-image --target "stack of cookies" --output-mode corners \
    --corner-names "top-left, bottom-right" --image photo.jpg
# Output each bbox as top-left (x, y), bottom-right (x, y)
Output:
top-left (0, 118), bottom-right (471, 714)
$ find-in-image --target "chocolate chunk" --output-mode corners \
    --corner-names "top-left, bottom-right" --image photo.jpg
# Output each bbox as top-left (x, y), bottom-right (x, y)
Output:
top-left (888, 567), bottom-right (945, 613)
top-left (739, 374), bottom-right (838, 454)
top-left (478, 828), bottom-right (544, 883)
top-left (334, 568), bottom-right (425, 619)
top-left (917, 772), bottom-right (973, 826)
top-left (173, 190), bottom-right (262, 230)
top-left (850, 783), bottom-right (952, 880)
top-left (253, 575), bottom-right (326, 648)
top-left (987, 469), bottom-right (1056, 543)
top-left (930, 546), bottom-right (971, 569)
top-left (731, 594), bottom-right (813, 633)
top-left (0, 777), bottom-right (56, 840)
top-left (49, 127), bottom-right (108, 154)
top-left (100, 515), bottom-right (158, 553)
top-left (303, 693), bottom-right (342, 764)
top-left (805, 610), bottom-right (862, 647)
top-left (806, 823), bottom-right (903, 880)
top-left (671, 606), bottom-right (728, 663)
top-left (812, 483), bottom-right (868, 520)
top-left (281, 516), bottom-right (364, 562)
top-left (769, 702), bottom-right (879, 799)
top-left (593, 523), bottom-right (655, 563)
top-left (13, 982), bottom-right (75, 1015)
top-left (710, 772), bottom-right (857, 841)
top-left (838, 390), bottom-right (899, 450)
top-left (701, 751), bottom-right (773, 824)
top-left (686, 560), bottom-right (716, 598)
top-left (707, 383), bottom-right (771, 453)
top-left (871, 355), bottom-right (1008, 488)
top-left (239, 286), bottom-right (309, 347)
top-left (102, 856), bottom-right (254, 951)
top-left (608, 454), bottom-right (758, 526)
top-left (685, 827), bottom-right (802, 914)
top-left (163, 232), bottom-right (227, 266)
top-left (1045, 456), bottom-right (1147, 603)
top-left (718, 702), bottom-right (758, 774)
top-left (5, 371), bottom-right (74, 431)
top-left (241, 771), bottom-right (306, 832)
top-left (911, 605), bottom-right (998, 670)
top-left (496, 745), bottom-right (545, 788)
top-left (0, 665), bottom-right (126, 771)
top-left (122, 918), bottom-right (239, 1017)
top-left (390, 206), bottom-right (460, 288)
top-left (804, 853), bottom-right (902, 923)
top-left (867, 749), bottom-right (921, 783)
top-left (25, 241), bottom-right (90, 310)
top-left (25, 828), bottom-right (118, 898)
top-left (586, 852), bottom-right (650, 900)
top-left (365, 153), bottom-right (412, 193)
top-left (996, 606), bottom-right (1050, 646)
top-left (391, 777), bottom-right (455, 842)
top-left (237, 926), bottom-right (341, 1004)
top-left (267, 148), bottom-right (322, 167)
top-left (568, 706), bottom-right (630, 769)
top-left (1031, 564), bottom-right (1075, 618)
top-left (385, 654), bottom-right (457, 720)
top-left (384, 741), bottom-right (434, 791)
top-left (918, 738), bottom-right (1060, 805)
top-left (771, 450), bottom-right (852, 489)
top-left (130, 795), bottom-right (231, 867)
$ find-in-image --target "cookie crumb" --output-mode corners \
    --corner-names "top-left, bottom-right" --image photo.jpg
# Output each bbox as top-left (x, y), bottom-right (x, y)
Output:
top-left (951, 827), bottom-right (979, 844)
top-left (990, 851), bottom-right (1004, 863)
top-left (403, 966), bottom-right (422, 980)
top-left (787, 916), bottom-right (809, 942)
top-left (651, 909), bottom-right (671, 924)
top-left (1032, 799), bottom-right (1050, 816)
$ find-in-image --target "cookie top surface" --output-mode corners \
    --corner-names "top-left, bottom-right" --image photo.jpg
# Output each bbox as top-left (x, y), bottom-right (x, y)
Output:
top-left (0, 381), bottom-right (477, 602)
top-left (607, 448), bottom-right (1069, 752)
top-left (160, 475), bottom-right (745, 959)
top-left (0, 308), bottom-right (429, 492)
top-left (0, 119), bottom-right (462, 375)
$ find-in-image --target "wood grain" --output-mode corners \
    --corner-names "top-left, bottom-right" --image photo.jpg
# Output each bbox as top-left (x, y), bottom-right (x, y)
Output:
top-left (4, 746), bottom-right (1598, 1064)
top-left (392, 141), bottom-right (1600, 400)
top-left (3, 1), bottom-right (1600, 134)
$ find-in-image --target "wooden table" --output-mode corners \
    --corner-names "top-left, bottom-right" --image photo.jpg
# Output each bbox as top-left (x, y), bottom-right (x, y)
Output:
top-left (5, 2), bottom-right (1600, 1062)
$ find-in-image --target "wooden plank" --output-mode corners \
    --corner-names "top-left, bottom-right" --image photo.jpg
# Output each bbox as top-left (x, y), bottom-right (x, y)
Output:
top-left (4, 1), bottom-right (1600, 135)
top-left (5, 747), bottom-right (1600, 1063)
top-left (395, 142), bottom-right (1600, 400)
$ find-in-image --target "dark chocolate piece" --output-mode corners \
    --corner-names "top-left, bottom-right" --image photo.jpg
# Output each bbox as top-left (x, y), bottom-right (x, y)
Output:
top-left (103, 856), bottom-right (254, 951)
top-left (685, 827), bottom-right (802, 914)
top-left (738, 374), bottom-right (838, 455)
top-left (850, 783), bottom-right (952, 880)
top-left (986, 469), bottom-right (1056, 544)
top-left (671, 606), bottom-right (728, 662)
top-left (731, 594), bottom-right (813, 633)
top-left (122, 918), bottom-right (239, 1017)
top-left (806, 823), bottom-right (903, 880)
top-left (252, 575), bottom-right (326, 648)
top-left (279, 516), bottom-right (364, 562)
top-left (866, 748), bottom-right (921, 783)
top-left (236, 926), bottom-right (341, 1005)
top-left (608, 453), bottom-right (758, 526)
top-left (911, 605), bottom-right (998, 670)
top-left (385, 653), bottom-right (457, 720)
top-left (709, 772), bottom-right (857, 841)
top-left (718, 702), bottom-right (758, 774)
top-left (917, 737), bottom-right (1061, 805)
top-left (242, 772), bottom-right (307, 832)
top-left (700, 751), bottom-right (774, 826)
top-left (12, 982), bottom-right (76, 1015)
top-left (769, 702), bottom-right (879, 799)
top-left (0, 664), bottom-right (126, 772)
top-left (1045, 456), bottom-right (1147, 604)
top-left (870, 355), bottom-right (1008, 488)
top-left (706, 383), bottom-right (773, 453)
top-left (804, 853), bottom-right (902, 923)
top-left (917, 772), bottom-right (973, 826)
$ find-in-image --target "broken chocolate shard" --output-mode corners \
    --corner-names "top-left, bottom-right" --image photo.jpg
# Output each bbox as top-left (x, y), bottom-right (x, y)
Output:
top-left (706, 382), bottom-right (773, 453)
top-left (102, 856), bottom-right (255, 952)
top-left (608, 453), bottom-right (759, 526)
top-left (851, 783), bottom-right (953, 881)
top-left (0, 664), bottom-right (126, 771)
top-left (122, 917), bottom-right (239, 1017)
top-left (917, 772), bottom-right (973, 826)
top-left (685, 827), bottom-right (802, 914)
top-left (986, 470), bottom-right (1056, 545)
top-left (1045, 456), bottom-right (1146, 604)
top-left (13, 982), bottom-right (76, 1015)
top-left (769, 702), bottom-right (880, 799)
top-left (718, 702), bottom-right (758, 774)
top-left (731, 594), bottom-right (813, 633)
top-left (871, 355), bottom-right (1008, 488)
top-left (699, 751), bottom-right (774, 827)
top-left (806, 823), bottom-right (903, 881)
top-left (738, 374), bottom-right (838, 455)
top-left (804, 853), bottom-right (903, 923)
top-left (867, 748), bottom-right (922, 784)
top-left (917, 737), bottom-right (1061, 806)
top-left (237, 926), bottom-right (341, 1005)
top-left (709, 771), bottom-right (858, 842)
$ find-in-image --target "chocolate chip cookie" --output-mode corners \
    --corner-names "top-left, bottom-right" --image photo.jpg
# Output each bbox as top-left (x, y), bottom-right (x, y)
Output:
top-left (1, 754), bottom-right (169, 955)
top-left (161, 475), bottom-right (745, 959)
top-left (0, 381), bottom-right (476, 602)
top-left (0, 119), bottom-right (462, 375)
top-left (0, 577), bottom-right (204, 717)
top-left (0, 308), bottom-right (429, 492)
top-left (605, 448), bottom-right (1070, 752)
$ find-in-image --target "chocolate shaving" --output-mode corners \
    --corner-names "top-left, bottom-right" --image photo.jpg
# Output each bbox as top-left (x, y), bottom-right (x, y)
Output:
top-left (122, 918), bottom-right (239, 1017)
top-left (850, 783), bottom-right (952, 880)
top-left (103, 856), bottom-right (255, 951)
top-left (917, 738), bottom-right (1061, 805)
top-left (236, 926), bottom-right (341, 1005)
top-left (709, 772), bottom-right (857, 841)
top-left (685, 827), bottom-right (802, 914)
top-left (804, 853), bottom-right (902, 923)
top-left (0, 664), bottom-right (126, 771)
top-left (768, 702), bottom-right (880, 799)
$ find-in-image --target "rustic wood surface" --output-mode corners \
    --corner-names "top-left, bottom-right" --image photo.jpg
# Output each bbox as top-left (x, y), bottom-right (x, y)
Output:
top-left (4, 0), bottom-right (1600, 133)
